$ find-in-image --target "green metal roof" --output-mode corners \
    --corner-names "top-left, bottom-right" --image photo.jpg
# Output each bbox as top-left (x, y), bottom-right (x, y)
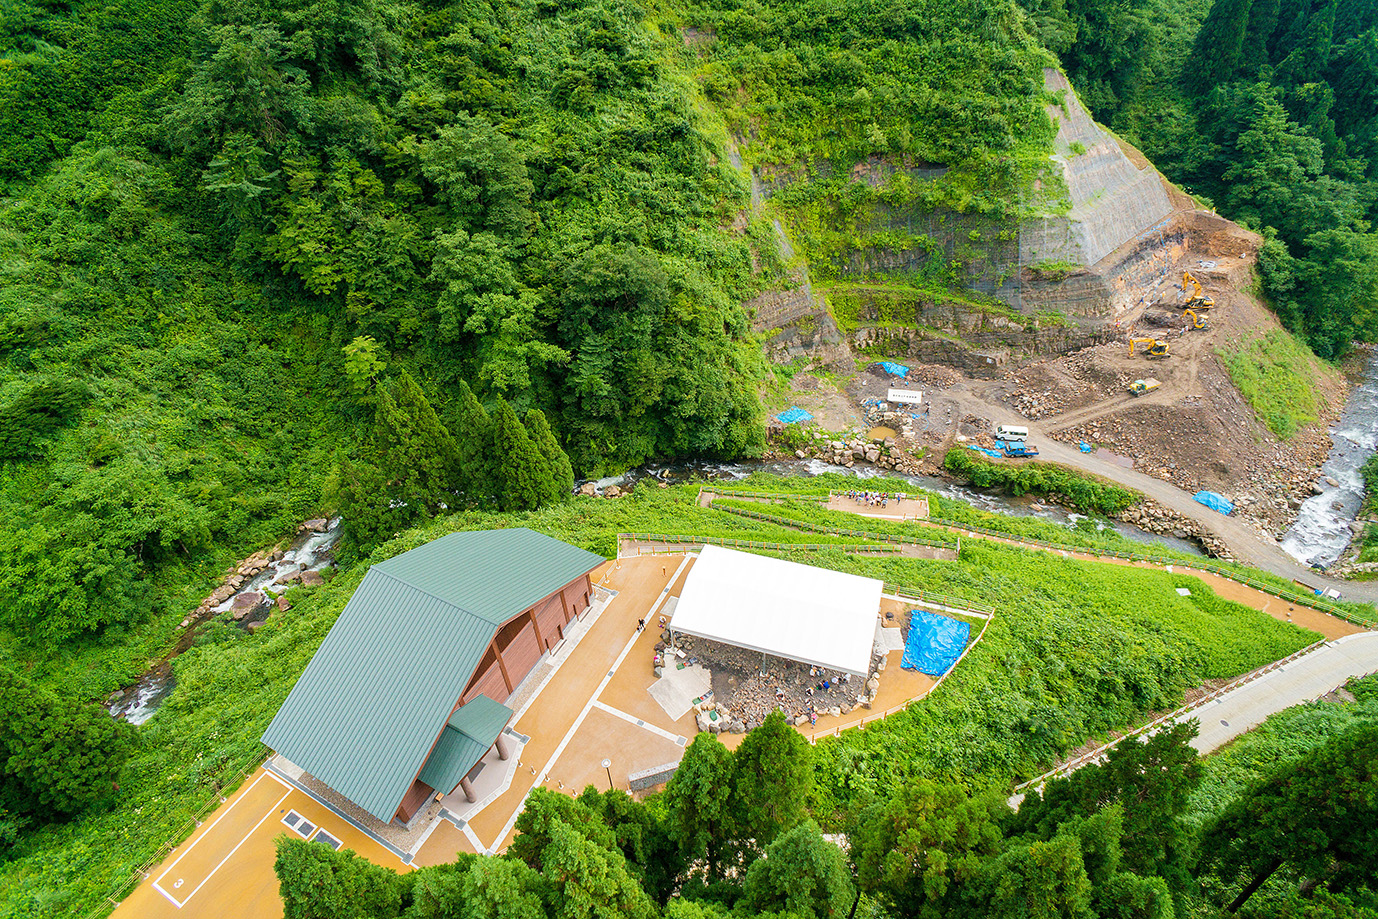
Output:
top-left (261, 528), bottom-right (602, 822)
top-left (416, 695), bottom-right (513, 795)
top-left (373, 529), bottom-right (606, 625)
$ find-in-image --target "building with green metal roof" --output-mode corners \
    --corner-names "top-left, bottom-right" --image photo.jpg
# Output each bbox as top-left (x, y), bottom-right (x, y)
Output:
top-left (261, 528), bottom-right (604, 824)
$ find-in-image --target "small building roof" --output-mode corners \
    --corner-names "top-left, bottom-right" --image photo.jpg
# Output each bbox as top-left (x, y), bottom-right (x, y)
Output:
top-left (262, 528), bottom-right (602, 822)
top-left (417, 695), bottom-right (514, 795)
top-left (670, 544), bottom-right (882, 676)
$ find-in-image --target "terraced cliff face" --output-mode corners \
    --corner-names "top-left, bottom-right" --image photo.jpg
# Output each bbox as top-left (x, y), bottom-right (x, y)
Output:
top-left (1023, 69), bottom-right (1175, 270)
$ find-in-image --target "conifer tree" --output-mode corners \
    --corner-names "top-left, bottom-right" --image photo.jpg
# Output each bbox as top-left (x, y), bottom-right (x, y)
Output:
top-left (732, 709), bottom-right (813, 849)
top-left (491, 399), bottom-right (553, 512)
top-left (741, 821), bottom-right (854, 919)
top-left (0, 667), bottom-right (136, 821)
top-left (372, 372), bottom-right (459, 517)
top-left (524, 408), bottom-right (574, 503)
top-left (1188, 0), bottom-right (1256, 93)
top-left (446, 380), bottom-right (496, 502)
top-left (665, 732), bottom-right (738, 880)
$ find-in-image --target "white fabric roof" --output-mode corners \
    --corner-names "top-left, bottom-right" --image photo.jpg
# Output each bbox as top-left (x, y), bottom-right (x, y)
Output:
top-left (670, 545), bottom-right (883, 676)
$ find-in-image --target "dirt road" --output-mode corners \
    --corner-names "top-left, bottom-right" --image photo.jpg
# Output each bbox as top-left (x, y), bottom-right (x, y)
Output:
top-left (959, 396), bottom-right (1378, 606)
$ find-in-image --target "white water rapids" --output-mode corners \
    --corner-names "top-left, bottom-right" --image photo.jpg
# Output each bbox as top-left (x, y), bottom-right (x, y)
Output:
top-left (1281, 352), bottom-right (1378, 568)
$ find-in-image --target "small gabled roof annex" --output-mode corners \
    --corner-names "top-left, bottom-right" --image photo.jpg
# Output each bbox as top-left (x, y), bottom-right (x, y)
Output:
top-left (261, 528), bottom-right (603, 822)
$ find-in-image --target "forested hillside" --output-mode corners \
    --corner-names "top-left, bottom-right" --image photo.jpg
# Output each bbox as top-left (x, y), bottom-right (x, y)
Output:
top-left (0, 0), bottom-right (1063, 658)
top-left (1021, 0), bottom-right (1378, 358)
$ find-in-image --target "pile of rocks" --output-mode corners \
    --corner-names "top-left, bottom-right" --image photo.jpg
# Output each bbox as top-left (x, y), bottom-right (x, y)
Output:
top-left (1115, 499), bottom-right (1234, 560)
top-left (799, 435), bottom-right (924, 475)
top-left (1007, 389), bottom-right (1062, 420)
top-left (180, 517), bottom-right (336, 631)
top-left (669, 635), bottom-right (887, 732)
top-left (906, 364), bottom-right (961, 388)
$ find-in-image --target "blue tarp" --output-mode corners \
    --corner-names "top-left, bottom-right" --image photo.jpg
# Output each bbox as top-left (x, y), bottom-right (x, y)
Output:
top-left (1079, 441), bottom-right (1092, 453)
top-left (966, 444), bottom-right (1003, 459)
top-left (776, 406), bottom-right (814, 424)
top-left (1193, 490), bottom-right (1234, 515)
top-left (901, 611), bottom-right (972, 676)
top-left (877, 361), bottom-right (910, 377)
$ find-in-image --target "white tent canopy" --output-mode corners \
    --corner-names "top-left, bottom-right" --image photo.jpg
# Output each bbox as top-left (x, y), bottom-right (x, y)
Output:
top-left (669, 545), bottom-right (883, 676)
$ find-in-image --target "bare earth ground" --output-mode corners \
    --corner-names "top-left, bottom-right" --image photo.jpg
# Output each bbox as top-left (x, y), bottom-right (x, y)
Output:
top-left (796, 213), bottom-right (1347, 546)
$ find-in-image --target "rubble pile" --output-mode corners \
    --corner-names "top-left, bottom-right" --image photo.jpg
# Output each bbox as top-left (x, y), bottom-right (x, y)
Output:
top-left (661, 634), bottom-right (887, 734)
top-left (1115, 499), bottom-right (1234, 560)
top-left (906, 364), bottom-right (961, 388)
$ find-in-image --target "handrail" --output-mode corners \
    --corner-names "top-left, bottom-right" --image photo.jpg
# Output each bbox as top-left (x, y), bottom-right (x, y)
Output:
top-left (697, 486), bottom-right (829, 502)
top-left (810, 599), bottom-right (997, 741)
top-left (883, 582), bottom-right (996, 616)
top-left (921, 513), bottom-right (1376, 628)
top-left (617, 533), bottom-right (900, 555)
top-left (711, 502), bottom-right (959, 551)
top-left (84, 748), bottom-right (269, 918)
top-left (1012, 639), bottom-right (1329, 793)
top-left (697, 485), bottom-right (1372, 628)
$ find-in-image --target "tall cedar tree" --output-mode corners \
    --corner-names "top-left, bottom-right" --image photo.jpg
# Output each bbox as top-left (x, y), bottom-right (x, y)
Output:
top-left (275, 837), bottom-right (407, 919)
top-left (524, 408), bottom-right (575, 503)
top-left (664, 732), bottom-right (737, 881)
top-left (1187, 0), bottom-right (1256, 93)
top-left (968, 832), bottom-right (1094, 919)
top-left (1196, 722), bottom-right (1378, 911)
top-left (542, 819), bottom-right (657, 919)
top-left (577, 787), bottom-right (687, 904)
top-left (1007, 720), bottom-right (1203, 877)
top-left (851, 779), bottom-right (1007, 918)
top-left (491, 398), bottom-right (553, 512)
top-left (372, 372), bottom-right (460, 518)
top-left (0, 667), bottom-right (136, 821)
top-left (510, 789), bottom-right (619, 872)
top-left (446, 380), bottom-right (496, 502)
top-left (732, 709), bottom-right (813, 848)
top-left (333, 458), bottom-right (402, 562)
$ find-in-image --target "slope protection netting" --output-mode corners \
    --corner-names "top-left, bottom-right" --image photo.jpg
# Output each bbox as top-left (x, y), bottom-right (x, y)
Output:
top-left (900, 610), bottom-right (972, 676)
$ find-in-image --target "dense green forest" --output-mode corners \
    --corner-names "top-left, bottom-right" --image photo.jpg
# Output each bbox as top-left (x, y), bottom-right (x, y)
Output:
top-left (1021, 0), bottom-right (1378, 358)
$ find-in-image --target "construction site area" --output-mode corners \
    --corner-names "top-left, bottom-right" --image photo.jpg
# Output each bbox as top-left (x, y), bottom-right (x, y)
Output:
top-left (763, 71), bottom-right (1352, 551)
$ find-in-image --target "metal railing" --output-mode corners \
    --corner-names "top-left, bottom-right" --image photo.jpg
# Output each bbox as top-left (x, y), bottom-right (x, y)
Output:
top-left (697, 486), bottom-right (829, 503)
top-left (84, 749), bottom-right (269, 918)
top-left (920, 513), bottom-right (1376, 628)
top-left (711, 502), bottom-right (960, 551)
top-left (1012, 639), bottom-right (1329, 793)
top-left (809, 602), bottom-right (997, 742)
top-left (617, 533), bottom-right (900, 555)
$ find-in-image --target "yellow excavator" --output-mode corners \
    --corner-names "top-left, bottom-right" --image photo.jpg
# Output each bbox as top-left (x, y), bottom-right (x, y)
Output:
top-left (1129, 337), bottom-right (1170, 358)
top-left (1183, 270), bottom-right (1215, 311)
top-left (1184, 308), bottom-right (1207, 330)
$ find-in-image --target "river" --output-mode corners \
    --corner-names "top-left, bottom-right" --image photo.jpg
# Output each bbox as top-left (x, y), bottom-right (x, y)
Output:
top-left (1281, 351), bottom-right (1378, 568)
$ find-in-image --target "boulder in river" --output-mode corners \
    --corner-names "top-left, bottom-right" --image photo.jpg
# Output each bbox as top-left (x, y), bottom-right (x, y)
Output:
top-left (300, 570), bottom-right (325, 587)
top-left (231, 591), bottom-right (267, 620)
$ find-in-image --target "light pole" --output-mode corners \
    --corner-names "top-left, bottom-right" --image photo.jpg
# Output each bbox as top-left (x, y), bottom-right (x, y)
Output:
top-left (601, 758), bottom-right (613, 791)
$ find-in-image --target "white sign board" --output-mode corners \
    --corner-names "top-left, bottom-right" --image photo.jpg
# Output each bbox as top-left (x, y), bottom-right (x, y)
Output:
top-left (887, 388), bottom-right (923, 405)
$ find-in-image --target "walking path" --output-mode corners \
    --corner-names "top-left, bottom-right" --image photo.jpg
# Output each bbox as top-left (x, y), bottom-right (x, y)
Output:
top-left (1187, 632), bottom-right (1378, 753)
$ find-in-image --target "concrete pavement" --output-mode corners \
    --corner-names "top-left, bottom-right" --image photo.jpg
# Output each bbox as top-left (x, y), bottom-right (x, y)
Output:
top-left (1186, 632), bottom-right (1378, 753)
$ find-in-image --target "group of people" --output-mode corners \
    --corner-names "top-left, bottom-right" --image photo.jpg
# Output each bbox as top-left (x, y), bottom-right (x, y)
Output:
top-left (845, 489), bottom-right (903, 508)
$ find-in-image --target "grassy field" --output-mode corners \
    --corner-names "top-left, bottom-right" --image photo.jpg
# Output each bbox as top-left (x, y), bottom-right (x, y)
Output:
top-left (1218, 330), bottom-right (1325, 439)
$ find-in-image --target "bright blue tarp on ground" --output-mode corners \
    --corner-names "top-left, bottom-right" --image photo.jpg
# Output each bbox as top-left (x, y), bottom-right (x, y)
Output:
top-left (777, 406), bottom-right (814, 424)
top-left (1193, 490), bottom-right (1234, 515)
top-left (966, 444), bottom-right (1003, 459)
top-left (901, 611), bottom-right (972, 676)
top-left (878, 361), bottom-right (910, 377)
top-left (1079, 441), bottom-right (1092, 453)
